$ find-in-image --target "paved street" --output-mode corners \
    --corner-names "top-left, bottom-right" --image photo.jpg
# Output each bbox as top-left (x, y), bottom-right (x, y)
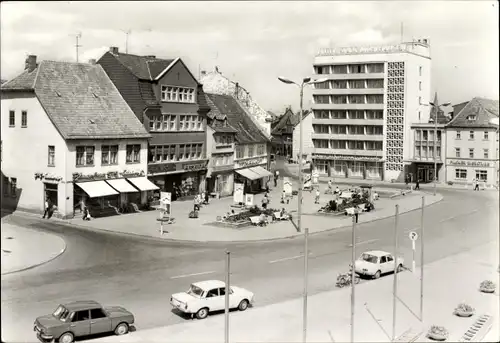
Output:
top-left (1, 184), bottom-right (497, 342)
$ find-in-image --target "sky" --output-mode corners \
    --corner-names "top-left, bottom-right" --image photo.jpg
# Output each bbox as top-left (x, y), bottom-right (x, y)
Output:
top-left (1, 1), bottom-right (498, 114)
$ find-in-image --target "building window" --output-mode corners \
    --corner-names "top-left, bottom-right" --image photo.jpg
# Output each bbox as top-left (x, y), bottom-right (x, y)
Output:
top-left (76, 146), bottom-right (95, 166)
top-left (9, 110), bottom-right (15, 127)
top-left (484, 149), bottom-right (489, 159)
top-left (348, 64), bottom-right (365, 74)
top-left (475, 170), bottom-right (487, 182)
top-left (313, 139), bottom-right (329, 149)
top-left (348, 141), bottom-right (364, 150)
top-left (332, 65), bottom-right (348, 74)
top-left (10, 177), bottom-right (17, 197)
top-left (366, 95), bottom-right (383, 104)
top-left (21, 111), bottom-right (27, 127)
top-left (366, 63), bottom-right (384, 73)
top-left (314, 81), bottom-right (330, 89)
top-left (418, 111), bottom-right (421, 121)
top-left (331, 80), bottom-right (347, 89)
top-left (247, 145), bottom-right (255, 158)
top-left (348, 80), bottom-right (365, 89)
top-left (419, 66), bottom-right (422, 77)
top-left (315, 66), bottom-right (330, 74)
top-left (484, 131), bottom-right (489, 140)
top-left (236, 146), bottom-right (244, 159)
top-left (348, 95), bottom-right (365, 104)
top-left (423, 130), bottom-right (428, 141)
top-left (48, 146), bottom-right (55, 166)
top-left (455, 169), bottom-right (467, 179)
top-left (437, 146), bottom-right (441, 158)
top-left (456, 131), bottom-right (461, 139)
top-left (313, 95), bottom-right (330, 104)
top-left (126, 144), bottom-right (141, 163)
top-left (415, 130), bottom-right (421, 141)
top-left (469, 131), bottom-right (474, 139)
top-left (348, 110), bottom-right (364, 120)
top-left (257, 144), bottom-right (265, 155)
top-left (161, 86), bottom-right (195, 103)
top-left (365, 110), bottom-right (383, 120)
top-left (101, 145), bottom-right (118, 165)
top-left (455, 148), bottom-right (460, 158)
top-left (366, 79), bottom-right (384, 88)
top-left (469, 148), bottom-right (474, 158)
top-left (332, 95), bottom-right (347, 104)
top-left (415, 146), bottom-right (421, 158)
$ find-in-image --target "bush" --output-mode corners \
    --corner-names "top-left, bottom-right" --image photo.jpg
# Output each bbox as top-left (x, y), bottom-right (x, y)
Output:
top-left (480, 280), bottom-right (496, 290)
top-left (455, 303), bottom-right (474, 312)
top-left (427, 325), bottom-right (449, 340)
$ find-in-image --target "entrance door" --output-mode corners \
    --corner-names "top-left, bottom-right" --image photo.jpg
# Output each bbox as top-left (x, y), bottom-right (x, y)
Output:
top-left (417, 168), bottom-right (426, 183)
top-left (44, 182), bottom-right (58, 208)
top-left (428, 169), bottom-right (435, 182)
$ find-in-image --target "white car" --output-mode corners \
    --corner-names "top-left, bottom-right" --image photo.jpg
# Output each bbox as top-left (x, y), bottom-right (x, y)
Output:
top-left (170, 280), bottom-right (254, 319)
top-left (353, 250), bottom-right (404, 279)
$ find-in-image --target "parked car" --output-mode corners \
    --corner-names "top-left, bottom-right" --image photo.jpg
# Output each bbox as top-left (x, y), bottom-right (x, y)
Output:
top-left (353, 250), bottom-right (404, 279)
top-left (170, 280), bottom-right (254, 319)
top-left (33, 300), bottom-right (134, 343)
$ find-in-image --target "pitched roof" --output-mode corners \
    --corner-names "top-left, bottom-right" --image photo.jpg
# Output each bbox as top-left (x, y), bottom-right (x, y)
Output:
top-left (1, 68), bottom-right (38, 90)
top-left (206, 93), bottom-right (269, 144)
top-left (2, 60), bottom-right (151, 140)
top-left (272, 108), bottom-right (295, 135)
top-left (446, 97), bottom-right (499, 129)
top-left (111, 52), bottom-right (175, 80)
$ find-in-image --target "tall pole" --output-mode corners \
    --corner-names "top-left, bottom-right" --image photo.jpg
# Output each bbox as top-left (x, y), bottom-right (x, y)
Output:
top-left (75, 33), bottom-right (82, 63)
top-left (299, 82), bottom-right (307, 343)
top-left (350, 216), bottom-right (356, 343)
top-left (392, 205), bottom-right (400, 341)
top-left (225, 251), bottom-right (230, 343)
top-left (419, 196), bottom-right (425, 321)
top-left (433, 107), bottom-right (438, 196)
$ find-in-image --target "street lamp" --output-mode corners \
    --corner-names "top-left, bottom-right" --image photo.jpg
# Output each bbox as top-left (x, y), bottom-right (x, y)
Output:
top-left (428, 101), bottom-right (450, 195)
top-left (278, 75), bottom-right (327, 343)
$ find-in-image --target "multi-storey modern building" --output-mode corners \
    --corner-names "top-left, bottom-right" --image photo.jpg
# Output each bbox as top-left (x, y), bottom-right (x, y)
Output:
top-left (444, 97), bottom-right (499, 187)
top-left (1, 57), bottom-right (152, 218)
top-left (97, 47), bottom-right (211, 200)
top-left (311, 39), bottom-right (432, 181)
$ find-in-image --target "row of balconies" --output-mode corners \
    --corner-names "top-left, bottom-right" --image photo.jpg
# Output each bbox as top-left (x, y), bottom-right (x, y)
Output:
top-left (313, 79), bottom-right (384, 92)
top-left (314, 148), bottom-right (384, 157)
top-left (312, 118), bottom-right (383, 125)
top-left (313, 94), bottom-right (384, 105)
top-left (313, 133), bottom-right (384, 141)
top-left (314, 63), bottom-right (385, 75)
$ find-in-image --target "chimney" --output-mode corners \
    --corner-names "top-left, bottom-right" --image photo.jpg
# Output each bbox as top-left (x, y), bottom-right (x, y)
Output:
top-left (234, 82), bottom-right (239, 100)
top-left (88, 59), bottom-right (96, 65)
top-left (201, 70), bottom-right (206, 76)
top-left (25, 55), bottom-right (37, 72)
top-left (109, 46), bottom-right (119, 54)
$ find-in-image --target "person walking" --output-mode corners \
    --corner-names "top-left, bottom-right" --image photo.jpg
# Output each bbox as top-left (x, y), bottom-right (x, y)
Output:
top-left (262, 193), bottom-right (270, 209)
top-left (42, 198), bottom-right (49, 219)
top-left (274, 170), bottom-right (280, 187)
top-left (473, 178), bottom-right (480, 191)
top-left (266, 179), bottom-right (270, 193)
top-left (328, 179), bottom-right (333, 194)
top-left (415, 178), bottom-right (420, 190)
top-left (354, 207), bottom-right (359, 223)
top-left (315, 188), bottom-right (320, 204)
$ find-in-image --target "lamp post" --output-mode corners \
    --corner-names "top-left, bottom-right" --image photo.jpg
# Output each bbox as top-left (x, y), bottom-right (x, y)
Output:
top-left (278, 76), bottom-right (327, 343)
top-left (428, 101), bottom-right (450, 195)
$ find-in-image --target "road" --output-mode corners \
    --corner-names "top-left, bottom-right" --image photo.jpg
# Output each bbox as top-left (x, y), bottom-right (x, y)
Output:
top-left (1, 173), bottom-right (498, 342)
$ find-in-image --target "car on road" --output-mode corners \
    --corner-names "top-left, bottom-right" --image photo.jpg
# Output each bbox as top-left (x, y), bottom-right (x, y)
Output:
top-left (33, 300), bottom-right (134, 343)
top-left (353, 250), bottom-right (404, 279)
top-left (170, 280), bottom-right (254, 319)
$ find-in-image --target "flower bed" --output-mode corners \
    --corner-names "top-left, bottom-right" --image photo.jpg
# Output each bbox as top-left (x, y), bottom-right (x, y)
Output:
top-left (454, 303), bottom-right (475, 317)
top-left (223, 206), bottom-right (278, 223)
top-left (318, 191), bottom-right (374, 214)
top-left (426, 325), bottom-right (449, 341)
top-left (479, 280), bottom-right (496, 293)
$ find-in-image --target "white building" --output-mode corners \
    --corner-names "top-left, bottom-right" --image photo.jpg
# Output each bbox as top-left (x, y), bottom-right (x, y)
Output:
top-left (292, 111), bottom-right (314, 163)
top-left (1, 56), bottom-right (152, 218)
top-left (311, 39), bottom-right (432, 181)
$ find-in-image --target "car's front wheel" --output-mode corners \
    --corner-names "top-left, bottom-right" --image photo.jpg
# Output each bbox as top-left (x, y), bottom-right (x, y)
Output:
top-left (238, 299), bottom-right (249, 311)
top-left (196, 307), bottom-right (209, 319)
top-left (115, 322), bottom-right (129, 335)
top-left (58, 332), bottom-right (74, 343)
top-left (373, 270), bottom-right (381, 279)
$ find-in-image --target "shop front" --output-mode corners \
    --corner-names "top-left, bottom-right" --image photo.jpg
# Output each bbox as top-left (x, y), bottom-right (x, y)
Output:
top-left (312, 154), bottom-right (384, 180)
top-left (445, 158), bottom-right (497, 187)
top-left (148, 160), bottom-right (208, 201)
top-left (233, 156), bottom-right (272, 194)
top-left (206, 166), bottom-right (234, 198)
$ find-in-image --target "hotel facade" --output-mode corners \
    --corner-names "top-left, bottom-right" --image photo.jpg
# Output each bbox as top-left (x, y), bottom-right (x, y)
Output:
top-left (311, 40), bottom-right (432, 181)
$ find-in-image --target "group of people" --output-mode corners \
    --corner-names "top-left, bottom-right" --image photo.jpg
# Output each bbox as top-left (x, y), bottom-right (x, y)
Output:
top-left (405, 174), bottom-right (420, 190)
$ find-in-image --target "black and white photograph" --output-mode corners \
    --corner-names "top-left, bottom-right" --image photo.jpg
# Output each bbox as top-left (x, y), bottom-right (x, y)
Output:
top-left (1, 1), bottom-right (498, 342)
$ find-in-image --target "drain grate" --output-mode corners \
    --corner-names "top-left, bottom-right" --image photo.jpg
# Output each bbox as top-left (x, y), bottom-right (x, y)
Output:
top-left (459, 314), bottom-right (493, 342)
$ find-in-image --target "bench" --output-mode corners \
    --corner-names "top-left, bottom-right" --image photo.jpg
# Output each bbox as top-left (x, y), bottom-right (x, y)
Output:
top-left (274, 212), bottom-right (290, 221)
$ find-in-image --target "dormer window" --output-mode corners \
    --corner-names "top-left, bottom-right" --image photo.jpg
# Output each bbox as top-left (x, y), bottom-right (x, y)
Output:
top-left (466, 115), bottom-right (477, 121)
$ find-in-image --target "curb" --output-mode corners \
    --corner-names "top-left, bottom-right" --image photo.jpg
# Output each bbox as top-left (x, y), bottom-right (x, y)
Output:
top-left (3, 191), bottom-right (443, 246)
top-left (1, 233), bottom-right (67, 275)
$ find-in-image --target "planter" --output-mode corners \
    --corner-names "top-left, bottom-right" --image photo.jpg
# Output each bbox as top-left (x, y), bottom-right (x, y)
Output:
top-left (479, 280), bottom-right (496, 293)
top-left (454, 308), bottom-right (474, 317)
top-left (479, 287), bottom-right (496, 293)
top-left (427, 332), bottom-right (448, 341)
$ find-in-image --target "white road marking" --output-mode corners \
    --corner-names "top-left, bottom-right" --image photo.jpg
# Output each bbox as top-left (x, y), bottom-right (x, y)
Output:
top-left (269, 253), bottom-right (312, 264)
top-left (170, 271), bottom-right (216, 279)
top-left (348, 239), bottom-right (379, 247)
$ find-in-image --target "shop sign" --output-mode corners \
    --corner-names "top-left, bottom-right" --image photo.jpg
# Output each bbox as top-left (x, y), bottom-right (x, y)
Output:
top-left (183, 162), bottom-right (207, 172)
top-left (448, 160), bottom-right (491, 168)
top-left (73, 172), bottom-right (107, 182)
top-left (121, 169), bottom-right (145, 178)
top-left (34, 172), bottom-right (63, 182)
top-left (148, 163), bottom-right (176, 174)
top-left (73, 169), bottom-right (145, 182)
top-left (313, 154), bottom-right (383, 162)
top-left (236, 157), bottom-right (265, 168)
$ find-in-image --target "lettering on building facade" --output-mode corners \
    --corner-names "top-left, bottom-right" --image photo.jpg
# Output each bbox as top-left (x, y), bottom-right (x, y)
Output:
top-left (72, 170), bottom-right (145, 182)
top-left (148, 163), bottom-right (176, 175)
top-left (34, 172), bottom-right (63, 182)
top-left (235, 157), bottom-right (266, 169)
top-left (447, 160), bottom-right (491, 168)
top-left (312, 154), bottom-right (383, 162)
top-left (183, 162), bottom-right (207, 172)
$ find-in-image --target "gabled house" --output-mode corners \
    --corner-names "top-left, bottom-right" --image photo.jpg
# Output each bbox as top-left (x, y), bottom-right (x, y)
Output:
top-left (444, 97), bottom-right (499, 187)
top-left (271, 107), bottom-right (299, 158)
top-left (1, 56), bottom-right (152, 218)
top-left (206, 93), bottom-right (272, 194)
top-left (98, 47), bottom-right (211, 200)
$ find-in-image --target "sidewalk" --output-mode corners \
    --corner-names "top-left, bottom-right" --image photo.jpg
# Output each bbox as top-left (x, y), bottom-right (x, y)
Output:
top-left (57, 180), bottom-right (441, 243)
top-left (1, 221), bottom-right (66, 275)
top-left (93, 242), bottom-right (499, 342)
top-left (284, 163), bottom-right (498, 192)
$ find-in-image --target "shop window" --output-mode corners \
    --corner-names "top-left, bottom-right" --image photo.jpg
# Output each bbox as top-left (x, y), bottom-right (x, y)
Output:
top-left (126, 144), bottom-right (141, 163)
top-left (475, 170), bottom-right (487, 182)
top-left (76, 146), bottom-right (95, 166)
top-left (455, 169), bottom-right (467, 179)
top-left (44, 182), bottom-right (58, 207)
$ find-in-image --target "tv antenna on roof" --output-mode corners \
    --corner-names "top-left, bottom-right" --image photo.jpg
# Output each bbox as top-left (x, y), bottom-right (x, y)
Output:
top-left (74, 32), bottom-right (82, 62)
top-left (122, 29), bottom-right (131, 53)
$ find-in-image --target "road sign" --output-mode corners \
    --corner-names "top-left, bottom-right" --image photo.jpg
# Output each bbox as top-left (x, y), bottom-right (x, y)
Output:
top-left (409, 231), bottom-right (418, 241)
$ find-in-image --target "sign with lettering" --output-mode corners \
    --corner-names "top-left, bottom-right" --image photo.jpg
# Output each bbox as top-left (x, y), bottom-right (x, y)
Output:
top-left (233, 183), bottom-right (244, 204)
top-left (236, 157), bottom-right (266, 169)
top-left (183, 162), bottom-right (207, 172)
top-left (283, 177), bottom-right (293, 196)
top-left (148, 163), bottom-right (176, 175)
top-left (312, 154), bottom-right (383, 162)
top-left (447, 160), bottom-right (491, 168)
top-left (245, 194), bottom-right (254, 206)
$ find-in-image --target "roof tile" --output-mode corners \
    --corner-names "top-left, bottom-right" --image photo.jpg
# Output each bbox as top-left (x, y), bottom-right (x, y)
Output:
top-left (446, 97), bottom-right (499, 129)
top-left (112, 52), bottom-right (174, 80)
top-left (1, 68), bottom-right (38, 90)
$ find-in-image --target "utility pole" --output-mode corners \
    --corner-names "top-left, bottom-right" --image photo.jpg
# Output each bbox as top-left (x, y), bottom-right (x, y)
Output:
top-left (122, 29), bottom-right (131, 54)
top-left (420, 196), bottom-right (425, 321)
top-left (225, 251), bottom-right (230, 343)
top-left (392, 205), bottom-right (400, 341)
top-left (303, 227), bottom-right (309, 343)
top-left (350, 215), bottom-right (356, 343)
top-left (75, 33), bottom-right (82, 63)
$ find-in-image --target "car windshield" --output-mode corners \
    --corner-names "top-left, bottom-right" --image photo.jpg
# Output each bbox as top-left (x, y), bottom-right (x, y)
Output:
top-left (360, 253), bottom-right (378, 263)
top-left (52, 305), bottom-right (71, 321)
top-left (187, 285), bottom-right (203, 297)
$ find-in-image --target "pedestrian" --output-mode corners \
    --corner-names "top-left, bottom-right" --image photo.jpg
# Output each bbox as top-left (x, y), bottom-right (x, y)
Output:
top-left (354, 207), bottom-right (359, 223)
top-left (42, 198), bottom-right (49, 219)
top-left (473, 178), bottom-right (480, 191)
top-left (405, 175), bottom-right (409, 187)
top-left (274, 170), bottom-right (280, 187)
top-left (266, 179), bottom-right (270, 193)
top-left (328, 180), bottom-right (332, 194)
top-left (315, 188), bottom-right (320, 204)
top-left (47, 203), bottom-right (55, 219)
top-left (261, 194), bottom-right (269, 209)
top-left (281, 189), bottom-right (286, 204)
top-left (193, 195), bottom-right (200, 211)
top-left (415, 178), bottom-right (420, 190)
